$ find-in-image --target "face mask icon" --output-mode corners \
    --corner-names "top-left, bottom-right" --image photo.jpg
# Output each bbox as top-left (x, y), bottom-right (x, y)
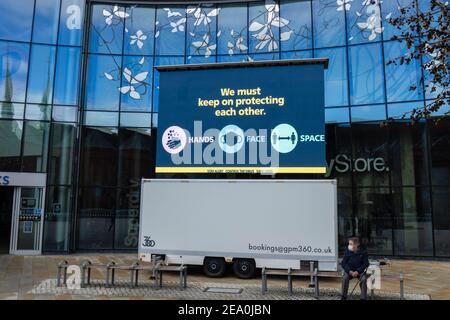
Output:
top-left (218, 125), bottom-right (245, 154)
top-left (220, 132), bottom-right (243, 146)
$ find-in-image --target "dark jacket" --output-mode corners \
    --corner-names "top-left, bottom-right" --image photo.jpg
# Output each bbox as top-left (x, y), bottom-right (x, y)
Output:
top-left (341, 247), bottom-right (369, 275)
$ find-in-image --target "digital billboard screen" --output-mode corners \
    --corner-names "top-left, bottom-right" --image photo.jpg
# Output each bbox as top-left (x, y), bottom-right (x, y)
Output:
top-left (155, 59), bottom-right (327, 174)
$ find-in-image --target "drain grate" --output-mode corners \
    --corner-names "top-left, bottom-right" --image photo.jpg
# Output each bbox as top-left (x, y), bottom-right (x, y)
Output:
top-left (203, 287), bottom-right (243, 294)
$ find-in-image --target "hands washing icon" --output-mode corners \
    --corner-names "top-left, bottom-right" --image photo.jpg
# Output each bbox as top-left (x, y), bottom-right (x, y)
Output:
top-left (166, 129), bottom-right (182, 150)
top-left (162, 126), bottom-right (187, 154)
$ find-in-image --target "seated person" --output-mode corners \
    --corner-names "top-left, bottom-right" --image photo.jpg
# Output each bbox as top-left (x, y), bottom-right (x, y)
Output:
top-left (341, 237), bottom-right (369, 300)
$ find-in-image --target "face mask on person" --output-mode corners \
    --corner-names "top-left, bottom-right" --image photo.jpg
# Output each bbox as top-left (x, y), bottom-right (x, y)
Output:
top-left (348, 244), bottom-right (354, 251)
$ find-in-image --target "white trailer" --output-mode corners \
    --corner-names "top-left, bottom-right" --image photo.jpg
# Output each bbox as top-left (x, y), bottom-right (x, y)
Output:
top-left (138, 179), bottom-right (338, 278)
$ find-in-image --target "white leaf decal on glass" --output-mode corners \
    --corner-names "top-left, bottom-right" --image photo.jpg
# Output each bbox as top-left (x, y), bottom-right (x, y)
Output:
top-left (139, 57), bottom-right (145, 65)
top-left (280, 30), bottom-right (293, 41)
top-left (155, 30), bottom-right (160, 38)
top-left (207, 8), bottom-right (220, 17)
top-left (119, 86), bottom-right (131, 94)
top-left (104, 72), bottom-right (114, 80)
top-left (249, 21), bottom-right (265, 32)
top-left (129, 89), bottom-right (141, 100)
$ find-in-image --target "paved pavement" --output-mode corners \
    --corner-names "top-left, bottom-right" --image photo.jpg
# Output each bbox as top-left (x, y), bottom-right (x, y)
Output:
top-left (0, 254), bottom-right (448, 300)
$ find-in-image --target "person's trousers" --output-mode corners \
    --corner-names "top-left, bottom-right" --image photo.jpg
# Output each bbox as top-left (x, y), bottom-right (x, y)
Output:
top-left (341, 272), bottom-right (367, 299)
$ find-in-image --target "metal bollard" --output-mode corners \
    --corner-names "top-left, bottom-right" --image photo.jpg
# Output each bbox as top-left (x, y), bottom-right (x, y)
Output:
top-left (288, 268), bottom-right (292, 295)
top-left (56, 260), bottom-right (68, 287)
top-left (314, 268), bottom-right (319, 298)
top-left (308, 261), bottom-right (315, 288)
top-left (106, 261), bottom-right (115, 287)
top-left (261, 267), bottom-right (267, 294)
top-left (131, 262), bottom-right (139, 287)
top-left (399, 272), bottom-right (404, 300)
top-left (80, 260), bottom-right (91, 288)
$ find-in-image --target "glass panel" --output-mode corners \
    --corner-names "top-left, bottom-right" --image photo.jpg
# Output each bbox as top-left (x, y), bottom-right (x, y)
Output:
top-left (388, 122), bottom-right (429, 186)
top-left (325, 107), bottom-right (349, 124)
top-left (115, 187), bottom-right (141, 249)
top-left (249, 1), bottom-right (280, 54)
top-left (118, 128), bottom-right (153, 187)
top-left (393, 187), bottom-right (433, 256)
top-left (120, 55), bottom-right (153, 112)
top-left (429, 118), bottom-right (450, 185)
top-left (77, 187), bottom-right (115, 250)
top-left (52, 105), bottom-right (78, 122)
top-left (217, 3), bottom-right (248, 56)
top-left (48, 123), bottom-right (76, 185)
top-left (33, 0), bottom-right (61, 44)
top-left (124, 6), bottom-right (155, 55)
top-left (89, 4), bottom-right (125, 54)
top-left (0, 119), bottom-right (22, 171)
top-left (80, 127), bottom-right (118, 186)
top-left (85, 54), bottom-right (122, 110)
top-left (280, 0), bottom-right (312, 51)
top-left (153, 56), bottom-right (184, 113)
top-left (387, 101), bottom-right (424, 120)
top-left (348, 43), bottom-right (385, 105)
top-left (337, 187), bottom-right (353, 254)
top-left (59, 0), bottom-right (85, 46)
top-left (351, 104), bottom-right (386, 122)
top-left (186, 4), bottom-right (218, 59)
top-left (152, 113), bottom-right (158, 128)
top-left (154, 6), bottom-right (186, 55)
top-left (384, 40), bottom-right (423, 102)
top-left (351, 123), bottom-right (390, 187)
top-left (354, 187), bottom-right (393, 255)
top-left (217, 54), bottom-right (248, 62)
top-left (16, 187), bottom-right (44, 251)
top-left (381, 0), bottom-right (417, 40)
top-left (120, 113), bottom-right (152, 127)
top-left (325, 123), bottom-right (353, 187)
top-left (0, 0), bottom-right (34, 41)
top-left (54, 46), bottom-right (80, 106)
top-left (0, 41), bottom-right (30, 102)
top-left (346, 0), bottom-right (385, 44)
top-left (315, 47), bottom-right (348, 107)
top-left (433, 186), bottom-right (450, 257)
top-left (84, 111), bottom-right (118, 126)
top-left (281, 50), bottom-right (312, 59)
top-left (312, 0), bottom-right (346, 48)
top-left (0, 187), bottom-right (14, 253)
top-left (0, 103), bottom-right (24, 119)
top-left (22, 121), bottom-right (50, 172)
top-left (43, 186), bottom-right (72, 252)
top-left (26, 45), bottom-right (57, 104)
top-left (25, 104), bottom-right (51, 121)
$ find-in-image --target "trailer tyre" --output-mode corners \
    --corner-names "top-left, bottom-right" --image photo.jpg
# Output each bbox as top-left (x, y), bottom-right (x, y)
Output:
top-left (203, 257), bottom-right (226, 277)
top-left (233, 259), bottom-right (256, 279)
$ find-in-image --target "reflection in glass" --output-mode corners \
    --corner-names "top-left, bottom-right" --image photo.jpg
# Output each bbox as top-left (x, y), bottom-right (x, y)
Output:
top-left (25, 104), bottom-right (51, 121)
top-left (0, 103), bottom-right (24, 119)
top-left (43, 186), bottom-right (72, 252)
top-left (154, 6), bottom-right (186, 55)
top-left (280, 0), bottom-right (312, 51)
top-left (48, 123), bottom-right (76, 185)
top-left (54, 47), bottom-right (80, 105)
top-left (80, 127), bottom-right (118, 186)
top-left (84, 111), bottom-right (119, 127)
top-left (120, 55), bottom-right (153, 112)
top-left (78, 187), bottom-right (116, 250)
top-left (33, 0), bottom-right (61, 44)
top-left (217, 4), bottom-right (247, 56)
top-left (52, 105), bottom-right (78, 122)
top-left (59, 0), bottom-right (85, 46)
top-left (429, 119), bottom-right (450, 186)
top-left (124, 6), bottom-right (155, 55)
top-left (348, 43), bottom-right (385, 105)
top-left (315, 47), bottom-right (348, 107)
top-left (0, 119), bottom-right (22, 171)
top-left (22, 121), bottom-right (50, 172)
top-left (392, 187), bottom-right (433, 256)
top-left (312, 0), bottom-right (346, 48)
top-left (89, 4), bottom-right (125, 54)
top-left (0, 0), bottom-right (34, 41)
top-left (351, 105), bottom-right (386, 122)
top-left (26, 45), bottom-right (57, 104)
top-left (85, 54), bottom-right (122, 110)
top-left (433, 186), bottom-right (450, 257)
top-left (0, 41), bottom-right (30, 102)
top-left (120, 113), bottom-right (152, 127)
top-left (384, 40), bottom-right (423, 102)
top-left (325, 107), bottom-right (349, 124)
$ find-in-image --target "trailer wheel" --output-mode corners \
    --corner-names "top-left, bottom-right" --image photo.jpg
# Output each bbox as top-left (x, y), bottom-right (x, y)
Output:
top-left (203, 257), bottom-right (226, 277)
top-left (233, 259), bottom-right (256, 279)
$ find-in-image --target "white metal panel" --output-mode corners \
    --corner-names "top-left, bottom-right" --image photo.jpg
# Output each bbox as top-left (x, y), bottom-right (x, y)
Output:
top-left (139, 179), bottom-right (338, 268)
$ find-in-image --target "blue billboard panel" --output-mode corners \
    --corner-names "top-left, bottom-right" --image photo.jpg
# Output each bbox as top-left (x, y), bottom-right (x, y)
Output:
top-left (156, 60), bottom-right (327, 174)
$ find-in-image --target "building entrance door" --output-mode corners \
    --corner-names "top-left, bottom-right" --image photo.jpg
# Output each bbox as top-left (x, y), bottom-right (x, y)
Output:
top-left (10, 187), bottom-right (45, 254)
top-left (0, 187), bottom-right (14, 253)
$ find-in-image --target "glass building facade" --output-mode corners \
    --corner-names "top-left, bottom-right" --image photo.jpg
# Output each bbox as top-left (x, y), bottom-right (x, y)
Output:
top-left (0, 0), bottom-right (449, 257)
